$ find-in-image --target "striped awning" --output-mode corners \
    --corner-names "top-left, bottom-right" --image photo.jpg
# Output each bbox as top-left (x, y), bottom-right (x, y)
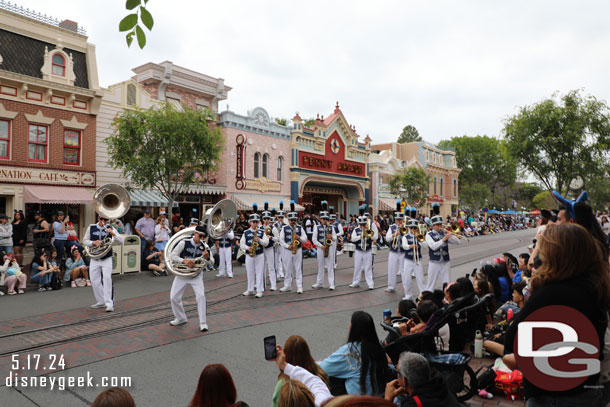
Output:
top-left (378, 198), bottom-right (398, 212)
top-left (129, 189), bottom-right (178, 207)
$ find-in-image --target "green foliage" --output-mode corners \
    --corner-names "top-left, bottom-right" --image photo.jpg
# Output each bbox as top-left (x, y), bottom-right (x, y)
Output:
top-left (437, 135), bottom-right (517, 200)
top-left (104, 103), bottom-right (224, 213)
top-left (503, 90), bottom-right (610, 194)
top-left (304, 118), bottom-right (316, 127)
top-left (387, 166), bottom-right (429, 206)
top-left (120, 0), bottom-right (154, 49)
top-left (587, 175), bottom-right (610, 211)
top-left (532, 190), bottom-right (556, 210)
top-left (460, 183), bottom-right (492, 212)
top-left (397, 125), bottom-right (422, 143)
top-left (274, 118), bottom-right (288, 126)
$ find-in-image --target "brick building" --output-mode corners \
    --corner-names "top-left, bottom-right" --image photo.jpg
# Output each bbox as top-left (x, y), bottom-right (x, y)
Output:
top-left (0, 2), bottom-right (102, 237)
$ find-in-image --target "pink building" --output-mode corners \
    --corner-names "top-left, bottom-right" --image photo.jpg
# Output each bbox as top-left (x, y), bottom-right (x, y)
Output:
top-left (217, 107), bottom-right (296, 211)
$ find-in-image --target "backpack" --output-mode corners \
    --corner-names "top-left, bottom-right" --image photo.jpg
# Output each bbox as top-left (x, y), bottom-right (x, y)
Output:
top-left (51, 272), bottom-right (63, 290)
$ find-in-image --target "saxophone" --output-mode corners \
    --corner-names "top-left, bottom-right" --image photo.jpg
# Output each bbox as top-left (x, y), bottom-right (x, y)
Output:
top-left (291, 226), bottom-right (299, 255)
top-left (323, 226), bottom-right (332, 258)
top-left (250, 229), bottom-right (259, 257)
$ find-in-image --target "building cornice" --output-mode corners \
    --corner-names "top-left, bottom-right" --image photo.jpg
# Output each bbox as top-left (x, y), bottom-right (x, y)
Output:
top-left (0, 69), bottom-right (96, 96)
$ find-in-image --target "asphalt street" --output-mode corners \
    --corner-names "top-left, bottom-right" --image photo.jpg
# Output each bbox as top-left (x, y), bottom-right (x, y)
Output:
top-left (0, 228), bottom-right (535, 407)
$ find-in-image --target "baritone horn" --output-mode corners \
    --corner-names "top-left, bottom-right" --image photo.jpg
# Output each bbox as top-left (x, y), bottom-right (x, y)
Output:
top-left (84, 184), bottom-right (130, 259)
top-left (448, 222), bottom-right (469, 241)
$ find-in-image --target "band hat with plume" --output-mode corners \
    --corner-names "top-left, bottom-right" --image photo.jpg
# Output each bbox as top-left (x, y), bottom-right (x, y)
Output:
top-left (394, 200), bottom-right (404, 219)
top-left (249, 202), bottom-right (260, 222)
top-left (407, 219), bottom-right (419, 228)
top-left (287, 200), bottom-right (298, 220)
top-left (431, 215), bottom-right (443, 225)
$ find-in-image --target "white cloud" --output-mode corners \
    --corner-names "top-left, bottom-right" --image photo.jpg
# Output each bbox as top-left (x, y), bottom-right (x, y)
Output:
top-left (17, 0), bottom-right (610, 144)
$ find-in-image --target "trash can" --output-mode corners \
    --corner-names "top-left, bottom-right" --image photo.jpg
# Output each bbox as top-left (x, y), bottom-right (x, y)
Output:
top-left (111, 239), bottom-right (123, 275)
top-left (121, 235), bottom-right (141, 273)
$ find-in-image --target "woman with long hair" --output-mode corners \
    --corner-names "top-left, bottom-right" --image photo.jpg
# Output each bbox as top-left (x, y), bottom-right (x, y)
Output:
top-left (92, 387), bottom-right (135, 407)
top-left (190, 364), bottom-right (248, 407)
top-left (503, 224), bottom-right (610, 406)
top-left (319, 311), bottom-right (390, 396)
top-left (11, 211), bottom-right (27, 265)
top-left (273, 335), bottom-right (329, 407)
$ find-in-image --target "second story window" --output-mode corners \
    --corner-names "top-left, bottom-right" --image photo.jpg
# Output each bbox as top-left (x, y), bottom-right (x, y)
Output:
top-left (440, 178), bottom-right (444, 196)
top-left (277, 156), bottom-right (283, 181)
top-left (254, 152), bottom-right (260, 178)
top-left (433, 176), bottom-right (437, 195)
top-left (0, 119), bottom-right (10, 159)
top-left (64, 129), bottom-right (81, 165)
top-left (28, 124), bottom-right (47, 162)
top-left (262, 153), bottom-right (269, 178)
top-left (52, 54), bottom-right (66, 76)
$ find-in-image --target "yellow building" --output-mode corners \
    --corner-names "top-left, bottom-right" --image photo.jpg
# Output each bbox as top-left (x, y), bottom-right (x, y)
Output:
top-left (370, 141), bottom-right (461, 218)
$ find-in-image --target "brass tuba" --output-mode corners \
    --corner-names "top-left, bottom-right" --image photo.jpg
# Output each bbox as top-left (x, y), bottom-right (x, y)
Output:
top-left (84, 184), bottom-right (130, 259)
top-left (164, 199), bottom-right (237, 277)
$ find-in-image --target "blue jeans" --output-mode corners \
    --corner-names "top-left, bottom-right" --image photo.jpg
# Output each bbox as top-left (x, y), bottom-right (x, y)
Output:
top-left (54, 240), bottom-right (83, 261)
top-left (0, 245), bottom-right (13, 254)
top-left (30, 271), bottom-right (53, 286)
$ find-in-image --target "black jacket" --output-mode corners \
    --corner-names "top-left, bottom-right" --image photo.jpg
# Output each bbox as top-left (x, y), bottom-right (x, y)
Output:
top-left (398, 374), bottom-right (460, 407)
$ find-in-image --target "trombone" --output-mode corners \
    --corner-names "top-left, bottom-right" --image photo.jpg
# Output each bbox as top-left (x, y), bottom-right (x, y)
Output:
top-left (447, 222), bottom-right (469, 241)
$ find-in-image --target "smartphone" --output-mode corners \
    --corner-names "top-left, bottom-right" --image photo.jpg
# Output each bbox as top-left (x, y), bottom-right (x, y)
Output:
top-left (264, 335), bottom-right (277, 361)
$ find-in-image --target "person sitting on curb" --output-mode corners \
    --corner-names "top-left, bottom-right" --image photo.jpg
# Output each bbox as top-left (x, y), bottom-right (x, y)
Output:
top-left (65, 246), bottom-right (91, 287)
top-left (1, 253), bottom-right (26, 295)
top-left (384, 352), bottom-right (460, 407)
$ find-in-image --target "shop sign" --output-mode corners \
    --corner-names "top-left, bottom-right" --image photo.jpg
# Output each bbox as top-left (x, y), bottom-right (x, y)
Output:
top-left (0, 166), bottom-right (95, 186)
top-left (300, 153), bottom-right (365, 176)
top-left (235, 134), bottom-right (246, 190)
top-left (245, 177), bottom-right (281, 193)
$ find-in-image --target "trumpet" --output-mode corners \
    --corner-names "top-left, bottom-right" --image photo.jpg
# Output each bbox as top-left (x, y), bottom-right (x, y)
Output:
top-left (364, 219), bottom-right (374, 239)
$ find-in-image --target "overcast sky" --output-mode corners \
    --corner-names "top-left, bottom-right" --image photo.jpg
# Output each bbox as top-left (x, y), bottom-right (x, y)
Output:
top-left (18, 0), bottom-right (610, 145)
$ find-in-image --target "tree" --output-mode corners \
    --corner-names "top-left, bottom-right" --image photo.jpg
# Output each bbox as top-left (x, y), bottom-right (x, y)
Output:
top-left (503, 90), bottom-right (610, 194)
top-left (587, 174), bottom-right (610, 211)
top-left (120, 0), bottom-right (154, 48)
top-left (274, 117), bottom-right (288, 126)
top-left (532, 190), bottom-right (556, 210)
top-left (387, 166), bottom-right (429, 207)
top-left (437, 135), bottom-right (517, 204)
top-left (105, 102), bottom-right (224, 214)
top-left (460, 183), bottom-right (492, 212)
top-left (304, 118), bottom-right (316, 127)
top-left (398, 125), bottom-right (422, 143)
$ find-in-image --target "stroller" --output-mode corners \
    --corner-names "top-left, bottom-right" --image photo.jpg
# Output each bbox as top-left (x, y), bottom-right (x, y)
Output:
top-left (381, 293), bottom-right (493, 402)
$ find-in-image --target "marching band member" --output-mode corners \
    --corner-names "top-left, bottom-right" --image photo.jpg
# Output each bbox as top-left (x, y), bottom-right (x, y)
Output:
top-left (385, 201), bottom-right (404, 293)
top-left (425, 204), bottom-right (461, 291)
top-left (312, 202), bottom-right (337, 290)
top-left (262, 203), bottom-right (278, 291)
top-left (279, 201), bottom-right (307, 293)
top-left (215, 219), bottom-right (234, 279)
top-left (363, 206), bottom-right (378, 272)
top-left (329, 206), bottom-right (343, 272)
top-left (240, 205), bottom-right (269, 298)
top-left (84, 214), bottom-right (124, 312)
top-left (274, 203), bottom-right (286, 280)
top-left (402, 219), bottom-right (427, 300)
top-left (169, 225), bottom-right (209, 331)
top-left (350, 208), bottom-right (378, 290)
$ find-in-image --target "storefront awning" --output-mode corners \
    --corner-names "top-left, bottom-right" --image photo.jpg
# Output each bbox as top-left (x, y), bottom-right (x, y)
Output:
top-left (129, 189), bottom-right (178, 207)
top-left (377, 198), bottom-right (398, 212)
top-left (231, 196), bottom-right (304, 212)
top-left (24, 185), bottom-right (93, 204)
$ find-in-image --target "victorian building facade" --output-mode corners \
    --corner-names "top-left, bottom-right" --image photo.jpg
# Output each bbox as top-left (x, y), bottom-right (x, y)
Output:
top-left (370, 141), bottom-right (460, 218)
top-left (0, 3), bottom-right (102, 236)
top-left (217, 107), bottom-right (294, 212)
top-left (290, 103), bottom-right (371, 217)
top-left (95, 61), bottom-right (229, 219)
